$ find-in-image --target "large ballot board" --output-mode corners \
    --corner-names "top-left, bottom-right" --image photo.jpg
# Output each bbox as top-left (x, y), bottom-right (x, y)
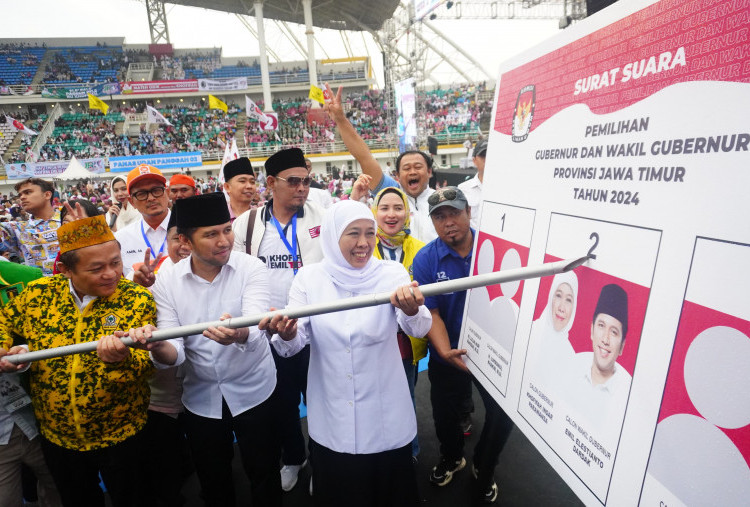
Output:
top-left (458, 0), bottom-right (750, 505)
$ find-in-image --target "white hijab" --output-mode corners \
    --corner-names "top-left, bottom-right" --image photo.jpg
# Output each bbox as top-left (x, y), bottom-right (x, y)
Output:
top-left (536, 271), bottom-right (579, 338)
top-left (320, 200), bottom-right (386, 293)
top-left (529, 270), bottom-right (579, 387)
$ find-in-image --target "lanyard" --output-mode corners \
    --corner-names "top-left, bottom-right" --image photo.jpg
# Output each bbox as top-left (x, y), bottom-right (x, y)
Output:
top-left (377, 243), bottom-right (404, 264)
top-left (140, 221), bottom-right (166, 259)
top-left (270, 214), bottom-right (299, 275)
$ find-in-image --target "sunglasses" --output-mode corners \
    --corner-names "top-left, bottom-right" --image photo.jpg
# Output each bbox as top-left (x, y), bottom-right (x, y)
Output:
top-left (428, 187), bottom-right (459, 206)
top-left (277, 176), bottom-right (312, 187)
top-left (131, 187), bottom-right (166, 201)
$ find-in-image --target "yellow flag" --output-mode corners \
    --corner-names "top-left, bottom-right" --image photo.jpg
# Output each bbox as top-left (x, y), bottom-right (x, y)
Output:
top-left (208, 95), bottom-right (228, 113)
top-left (308, 84), bottom-right (325, 105)
top-left (87, 94), bottom-right (109, 115)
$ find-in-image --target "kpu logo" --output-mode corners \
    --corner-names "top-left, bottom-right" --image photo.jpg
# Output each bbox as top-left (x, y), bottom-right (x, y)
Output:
top-left (511, 85), bottom-right (535, 143)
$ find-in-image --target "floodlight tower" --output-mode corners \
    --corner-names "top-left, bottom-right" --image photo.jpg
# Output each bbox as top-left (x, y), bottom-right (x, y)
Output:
top-left (145, 0), bottom-right (171, 44)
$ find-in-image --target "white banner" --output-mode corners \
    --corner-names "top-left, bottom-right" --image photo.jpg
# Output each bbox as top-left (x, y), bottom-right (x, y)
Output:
top-left (198, 77), bottom-right (248, 91)
top-left (461, 0), bottom-right (750, 505)
top-left (6, 158), bottom-right (105, 179)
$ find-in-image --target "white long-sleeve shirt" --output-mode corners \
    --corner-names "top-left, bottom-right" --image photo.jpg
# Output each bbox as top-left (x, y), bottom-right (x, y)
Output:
top-left (150, 251), bottom-right (276, 418)
top-left (273, 260), bottom-right (432, 454)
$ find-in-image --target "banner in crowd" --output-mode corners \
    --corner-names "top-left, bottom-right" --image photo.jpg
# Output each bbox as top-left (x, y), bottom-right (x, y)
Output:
top-left (198, 77), bottom-right (248, 91)
top-left (108, 152), bottom-right (203, 172)
top-left (119, 80), bottom-right (199, 95)
top-left (40, 82), bottom-right (121, 99)
top-left (5, 158), bottom-right (105, 179)
top-left (461, 0), bottom-right (750, 505)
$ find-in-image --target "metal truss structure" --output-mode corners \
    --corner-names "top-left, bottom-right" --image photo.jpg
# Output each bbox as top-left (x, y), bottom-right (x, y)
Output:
top-left (145, 0), bottom-right (171, 44)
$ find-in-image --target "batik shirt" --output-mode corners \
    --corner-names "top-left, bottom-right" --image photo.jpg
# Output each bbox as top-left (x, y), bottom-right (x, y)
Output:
top-left (0, 275), bottom-right (155, 451)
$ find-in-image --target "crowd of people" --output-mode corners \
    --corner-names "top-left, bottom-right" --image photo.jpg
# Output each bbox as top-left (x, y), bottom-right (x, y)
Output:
top-left (0, 82), bottom-right (513, 507)
top-left (4, 84), bottom-right (489, 165)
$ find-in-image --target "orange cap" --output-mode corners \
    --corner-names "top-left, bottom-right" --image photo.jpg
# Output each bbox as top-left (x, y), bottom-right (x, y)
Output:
top-left (169, 173), bottom-right (196, 188)
top-left (126, 164), bottom-right (166, 192)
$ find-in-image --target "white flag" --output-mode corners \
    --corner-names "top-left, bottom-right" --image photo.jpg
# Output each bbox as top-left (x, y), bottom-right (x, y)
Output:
top-left (220, 138), bottom-right (240, 181)
top-left (219, 138), bottom-right (240, 202)
top-left (303, 130), bottom-right (313, 140)
top-left (4, 115), bottom-right (37, 136)
top-left (245, 95), bottom-right (268, 122)
top-left (146, 105), bottom-right (172, 126)
top-left (324, 129), bottom-right (335, 141)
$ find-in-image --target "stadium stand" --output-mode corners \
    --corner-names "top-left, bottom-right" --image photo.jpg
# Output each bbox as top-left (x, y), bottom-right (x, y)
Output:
top-left (42, 45), bottom-right (123, 84)
top-left (0, 44), bottom-right (46, 86)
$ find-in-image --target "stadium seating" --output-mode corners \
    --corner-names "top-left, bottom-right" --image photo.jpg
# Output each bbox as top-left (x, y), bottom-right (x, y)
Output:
top-left (0, 45), bottom-right (46, 86)
top-left (42, 46), bottom-right (123, 85)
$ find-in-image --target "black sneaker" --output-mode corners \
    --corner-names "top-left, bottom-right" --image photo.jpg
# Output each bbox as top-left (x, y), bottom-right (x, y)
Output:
top-left (483, 480), bottom-right (499, 504)
top-left (429, 456), bottom-right (466, 486)
top-left (461, 414), bottom-right (473, 436)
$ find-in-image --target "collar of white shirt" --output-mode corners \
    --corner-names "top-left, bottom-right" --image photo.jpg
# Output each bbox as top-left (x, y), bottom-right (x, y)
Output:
top-left (174, 250), bottom-right (240, 281)
top-left (583, 363), bottom-right (623, 393)
top-left (68, 278), bottom-right (97, 311)
top-left (142, 212), bottom-right (171, 233)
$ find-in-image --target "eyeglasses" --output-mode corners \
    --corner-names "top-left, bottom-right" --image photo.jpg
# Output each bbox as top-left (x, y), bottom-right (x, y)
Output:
top-left (131, 187), bottom-right (166, 201)
top-left (428, 187), bottom-right (458, 206)
top-left (277, 176), bottom-right (312, 187)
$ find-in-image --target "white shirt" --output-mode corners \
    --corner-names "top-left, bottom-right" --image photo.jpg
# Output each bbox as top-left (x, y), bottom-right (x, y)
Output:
top-left (272, 261), bottom-right (432, 454)
top-left (307, 187), bottom-right (333, 209)
top-left (458, 174), bottom-right (483, 230)
top-left (150, 251), bottom-right (276, 418)
top-left (68, 279), bottom-right (97, 311)
top-left (406, 188), bottom-right (437, 244)
top-left (115, 212), bottom-right (171, 277)
top-left (567, 352), bottom-right (632, 433)
top-left (257, 219), bottom-right (301, 309)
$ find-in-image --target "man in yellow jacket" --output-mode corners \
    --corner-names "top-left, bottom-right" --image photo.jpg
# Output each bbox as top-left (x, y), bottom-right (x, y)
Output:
top-left (0, 215), bottom-right (155, 507)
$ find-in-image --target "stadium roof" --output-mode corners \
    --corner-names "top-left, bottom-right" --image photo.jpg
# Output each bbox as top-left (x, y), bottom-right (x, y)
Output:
top-left (165, 0), bottom-right (400, 32)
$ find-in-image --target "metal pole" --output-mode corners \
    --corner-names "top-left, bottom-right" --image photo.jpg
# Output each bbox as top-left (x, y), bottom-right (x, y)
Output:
top-left (5, 256), bottom-right (588, 365)
top-left (254, 1), bottom-right (273, 113)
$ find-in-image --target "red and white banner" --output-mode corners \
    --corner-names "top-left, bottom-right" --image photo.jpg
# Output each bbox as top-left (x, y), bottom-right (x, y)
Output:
top-left (120, 80), bottom-right (199, 94)
top-left (462, 1), bottom-right (750, 505)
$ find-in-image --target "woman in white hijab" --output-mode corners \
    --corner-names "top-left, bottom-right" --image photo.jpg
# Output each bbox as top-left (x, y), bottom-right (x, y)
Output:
top-left (264, 200), bottom-right (432, 507)
top-left (527, 270), bottom-right (579, 390)
top-left (105, 175), bottom-right (140, 231)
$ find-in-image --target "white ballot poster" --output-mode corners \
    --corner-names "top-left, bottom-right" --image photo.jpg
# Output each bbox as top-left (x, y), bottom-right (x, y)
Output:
top-left (640, 238), bottom-right (750, 506)
top-left (458, 0), bottom-right (750, 504)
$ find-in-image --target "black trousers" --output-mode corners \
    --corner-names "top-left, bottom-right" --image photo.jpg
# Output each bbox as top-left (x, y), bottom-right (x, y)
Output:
top-left (271, 343), bottom-right (310, 466)
top-left (141, 410), bottom-right (187, 507)
top-left (309, 438), bottom-right (419, 507)
top-left (182, 396), bottom-right (281, 507)
top-left (428, 358), bottom-right (514, 497)
top-left (40, 431), bottom-right (145, 507)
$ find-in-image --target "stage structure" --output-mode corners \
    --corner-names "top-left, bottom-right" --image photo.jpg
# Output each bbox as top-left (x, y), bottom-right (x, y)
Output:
top-left (150, 1), bottom-right (584, 150)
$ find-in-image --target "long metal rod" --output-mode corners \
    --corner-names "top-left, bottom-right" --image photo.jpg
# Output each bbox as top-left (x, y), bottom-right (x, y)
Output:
top-left (5, 256), bottom-right (588, 365)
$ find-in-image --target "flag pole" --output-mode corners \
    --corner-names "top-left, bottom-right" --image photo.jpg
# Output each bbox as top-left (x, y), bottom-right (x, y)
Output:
top-left (5, 256), bottom-right (588, 365)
